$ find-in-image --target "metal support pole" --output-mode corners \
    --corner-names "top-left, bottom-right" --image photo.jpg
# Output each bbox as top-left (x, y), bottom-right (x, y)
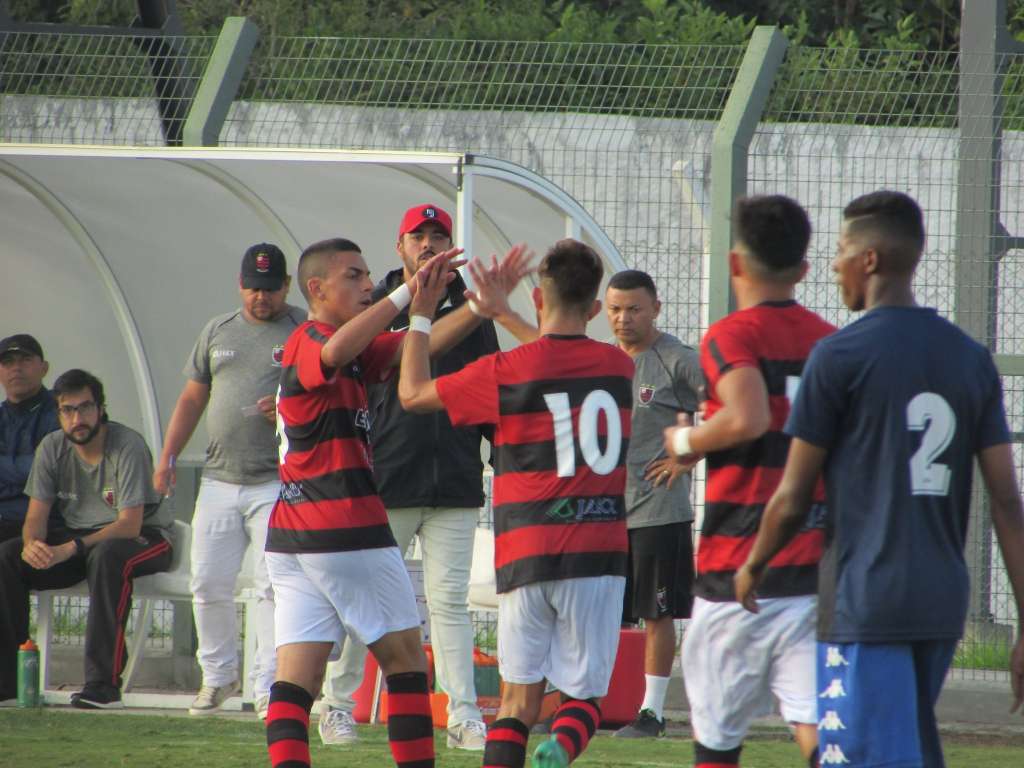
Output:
top-left (182, 18), bottom-right (258, 147)
top-left (708, 26), bottom-right (788, 324)
top-left (956, 0), bottom-right (1021, 629)
top-left (456, 157), bottom-right (475, 288)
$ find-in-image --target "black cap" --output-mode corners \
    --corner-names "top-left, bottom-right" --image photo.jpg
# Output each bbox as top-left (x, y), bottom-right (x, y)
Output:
top-left (240, 243), bottom-right (287, 291)
top-left (0, 334), bottom-right (44, 361)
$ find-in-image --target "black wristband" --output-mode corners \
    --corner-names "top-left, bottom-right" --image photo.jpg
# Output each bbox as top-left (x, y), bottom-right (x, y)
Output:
top-left (73, 537), bottom-right (86, 557)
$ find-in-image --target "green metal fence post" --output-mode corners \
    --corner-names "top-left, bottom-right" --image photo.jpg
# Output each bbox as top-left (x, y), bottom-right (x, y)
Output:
top-left (182, 17), bottom-right (258, 147)
top-left (708, 26), bottom-right (788, 325)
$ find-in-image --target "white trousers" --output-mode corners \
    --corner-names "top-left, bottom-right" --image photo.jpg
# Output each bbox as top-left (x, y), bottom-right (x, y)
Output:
top-left (322, 506), bottom-right (481, 726)
top-left (190, 477), bottom-right (278, 697)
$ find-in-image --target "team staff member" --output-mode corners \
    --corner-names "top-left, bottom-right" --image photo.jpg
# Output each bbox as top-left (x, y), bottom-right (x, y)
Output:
top-left (155, 244), bottom-right (306, 719)
top-left (0, 334), bottom-right (59, 543)
top-left (319, 204), bottom-right (498, 749)
top-left (263, 237), bottom-right (526, 768)
top-left (604, 270), bottom-right (703, 738)
top-left (0, 369), bottom-right (172, 708)
top-left (664, 196), bottom-right (835, 768)
top-left (737, 191), bottom-right (1024, 768)
top-left (399, 239), bottom-right (633, 768)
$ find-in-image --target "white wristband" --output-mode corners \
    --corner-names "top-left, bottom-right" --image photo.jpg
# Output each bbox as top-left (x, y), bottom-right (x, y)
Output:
top-left (388, 283), bottom-right (412, 311)
top-left (409, 315), bottom-right (432, 335)
top-left (468, 299), bottom-right (483, 317)
top-left (672, 426), bottom-right (693, 457)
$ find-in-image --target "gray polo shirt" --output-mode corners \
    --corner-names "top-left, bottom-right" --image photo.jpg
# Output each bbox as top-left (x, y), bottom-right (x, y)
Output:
top-left (26, 422), bottom-right (171, 533)
top-left (623, 332), bottom-right (703, 529)
top-left (185, 305), bottom-right (306, 485)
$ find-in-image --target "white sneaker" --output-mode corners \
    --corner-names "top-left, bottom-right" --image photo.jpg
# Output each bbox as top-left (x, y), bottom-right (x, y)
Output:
top-left (447, 718), bottom-right (487, 750)
top-left (188, 681), bottom-right (240, 716)
top-left (255, 694), bottom-right (270, 721)
top-left (319, 707), bottom-right (358, 745)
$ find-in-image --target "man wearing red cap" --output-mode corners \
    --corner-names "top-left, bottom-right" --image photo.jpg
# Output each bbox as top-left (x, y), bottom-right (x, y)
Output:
top-left (318, 205), bottom-right (499, 750)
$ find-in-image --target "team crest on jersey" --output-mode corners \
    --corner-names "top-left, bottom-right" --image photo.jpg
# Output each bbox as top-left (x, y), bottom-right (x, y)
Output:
top-left (638, 384), bottom-right (656, 406)
top-left (102, 487), bottom-right (116, 508)
top-left (255, 253), bottom-right (271, 272)
top-left (271, 344), bottom-right (285, 367)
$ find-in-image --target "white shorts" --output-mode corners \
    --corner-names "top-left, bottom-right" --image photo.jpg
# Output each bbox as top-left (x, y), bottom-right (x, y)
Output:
top-left (682, 595), bottom-right (817, 751)
top-left (266, 546), bottom-right (421, 657)
top-left (498, 575), bottom-right (625, 700)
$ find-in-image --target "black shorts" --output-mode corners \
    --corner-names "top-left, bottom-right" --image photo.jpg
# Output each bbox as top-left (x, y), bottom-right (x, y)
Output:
top-left (622, 522), bottom-right (694, 622)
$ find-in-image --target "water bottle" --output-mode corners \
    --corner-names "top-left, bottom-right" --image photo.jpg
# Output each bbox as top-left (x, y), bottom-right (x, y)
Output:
top-left (17, 638), bottom-right (40, 708)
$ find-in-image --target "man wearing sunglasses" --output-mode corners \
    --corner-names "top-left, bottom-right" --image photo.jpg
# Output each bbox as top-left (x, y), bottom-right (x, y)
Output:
top-left (0, 369), bottom-right (173, 708)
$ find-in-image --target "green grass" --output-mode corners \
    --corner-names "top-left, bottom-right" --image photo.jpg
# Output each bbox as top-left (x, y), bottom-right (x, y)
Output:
top-left (954, 640), bottom-right (1013, 671)
top-left (1, 709), bottom-right (1023, 768)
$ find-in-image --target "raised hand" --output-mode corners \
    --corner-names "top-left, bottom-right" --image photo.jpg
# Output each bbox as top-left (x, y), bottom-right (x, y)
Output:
top-left (465, 244), bottom-right (535, 319)
top-left (409, 253), bottom-right (453, 319)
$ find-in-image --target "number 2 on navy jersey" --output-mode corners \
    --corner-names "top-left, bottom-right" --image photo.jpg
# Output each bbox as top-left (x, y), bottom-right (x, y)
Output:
top-left (544, 390), bottom-right (622, 477)
top-left (907, 392), bottom-right (955, 496)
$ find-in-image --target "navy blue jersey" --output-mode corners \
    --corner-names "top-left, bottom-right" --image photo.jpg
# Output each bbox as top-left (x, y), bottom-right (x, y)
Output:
top-left (787, 306), bottom-right (1010, 642)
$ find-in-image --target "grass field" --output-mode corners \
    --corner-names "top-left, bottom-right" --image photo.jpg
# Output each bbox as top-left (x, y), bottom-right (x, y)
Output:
top-left (2, 709), bottom-right (1024, 768)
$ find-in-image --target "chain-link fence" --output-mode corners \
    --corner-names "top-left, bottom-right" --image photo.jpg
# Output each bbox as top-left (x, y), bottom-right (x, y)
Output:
top-left (3, 23), bottom-right (1023, 688)
top-left (0, 30), bottom-right (214, 144)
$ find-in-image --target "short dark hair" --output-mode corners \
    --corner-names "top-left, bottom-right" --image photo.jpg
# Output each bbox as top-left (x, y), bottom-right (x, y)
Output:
top-left (843, 190), bottom-right (925, 273)
top-left (53, 369), bottom-right (108, 422)
top-left (538, 239), bottom-right (604, 314)
top-left (297, 238), bottom-right (362, 302)
top-left (733, 195), bottom-right (812, 277)
top-left (607, 269), bottom-right (657, 299)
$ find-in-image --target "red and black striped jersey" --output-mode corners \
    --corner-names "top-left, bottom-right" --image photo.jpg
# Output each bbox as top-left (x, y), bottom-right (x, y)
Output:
top-left (267, 320), bottom-right (402, 553)
top-left (697, 300), bottom-right (836, 601)
top-left (436, 334), bottom-right (634, 593)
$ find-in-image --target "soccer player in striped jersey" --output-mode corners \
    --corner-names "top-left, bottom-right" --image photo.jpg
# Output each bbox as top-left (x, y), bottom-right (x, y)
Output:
top-left (736, 191), bottom-right (1024, 768)
top-left (263, 237), bottom-right (525, 768)
top-left (663, 196), bottom-right (836, 768)
top-left (399, 239), bottom-right (634, 768)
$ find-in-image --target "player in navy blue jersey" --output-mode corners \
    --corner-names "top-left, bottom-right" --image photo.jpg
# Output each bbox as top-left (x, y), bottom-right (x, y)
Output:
top-left (736, 190), bottom-right (1024, 768)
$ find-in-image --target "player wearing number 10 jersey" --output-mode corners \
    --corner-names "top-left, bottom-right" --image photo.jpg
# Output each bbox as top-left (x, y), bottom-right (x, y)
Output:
top-left (399, 239), bottom-right (633, 768)
top-left (737, 191), bottom-right (1024, 768)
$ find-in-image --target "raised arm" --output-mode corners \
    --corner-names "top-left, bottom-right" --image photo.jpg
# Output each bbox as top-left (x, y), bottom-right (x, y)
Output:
top-left (977, 442), bottom-right (1024, 713)
top-left (398, 257), bottom-right (451, 413)
top-left (664, 365), bottom-right (770, 461)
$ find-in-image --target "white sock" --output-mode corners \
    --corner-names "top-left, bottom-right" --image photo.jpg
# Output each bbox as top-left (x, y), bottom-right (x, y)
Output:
top-left (640, 674), bottom-right (670, 720)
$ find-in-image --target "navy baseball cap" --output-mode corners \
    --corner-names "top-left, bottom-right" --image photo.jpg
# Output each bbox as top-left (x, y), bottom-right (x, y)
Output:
top-left (0, 334), bottom-right (44, 361)
top-left (240, 243), bottom-right (287, 291)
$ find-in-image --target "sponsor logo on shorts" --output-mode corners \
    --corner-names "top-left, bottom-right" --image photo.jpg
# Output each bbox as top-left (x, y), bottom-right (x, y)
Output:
top-left (819, 679), bottom-right (847, 699)
top-left (638, 385), bottom-right (655, 406)
top-left (825, 646), bottom-right (849, 667)
top-left (820, 744), bottom-right (850, 765)
top-left (819, 710), bottom-right (846, 731)
top-left (272, 345), bottom-right (285, 366)
top-left (102, 487), bottom-right (116, 508)
top-left (280, 482), bottom-right (304, 502)
top-left (656, 586), bottom-right (668, 613)
top-left (547, 496), bottom-right (621, 522)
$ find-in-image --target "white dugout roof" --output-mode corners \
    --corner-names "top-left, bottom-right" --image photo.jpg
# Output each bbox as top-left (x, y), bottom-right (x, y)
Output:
top-left (0, 146), bottom-right (626, 458)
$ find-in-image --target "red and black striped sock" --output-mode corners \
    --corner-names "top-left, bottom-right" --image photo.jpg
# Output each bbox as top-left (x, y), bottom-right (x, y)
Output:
top-left (483, 716), bottom-right (529, 768)
top-left (385, 672), bottom-right (434, 768)
top-left (694, 740), bottom-right (742, 768)
top-left (550, 699), bottom-right (600, 763)
top-left (266, 681), bottom-right (313, 768)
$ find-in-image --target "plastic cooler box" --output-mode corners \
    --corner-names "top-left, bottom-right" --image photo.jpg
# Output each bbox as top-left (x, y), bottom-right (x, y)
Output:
top-left (352, 631), bottom-right (645, 729)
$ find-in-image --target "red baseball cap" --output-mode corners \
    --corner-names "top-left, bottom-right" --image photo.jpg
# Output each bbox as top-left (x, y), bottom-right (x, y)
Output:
top-left (398, 204), bottom-right (452, 240)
